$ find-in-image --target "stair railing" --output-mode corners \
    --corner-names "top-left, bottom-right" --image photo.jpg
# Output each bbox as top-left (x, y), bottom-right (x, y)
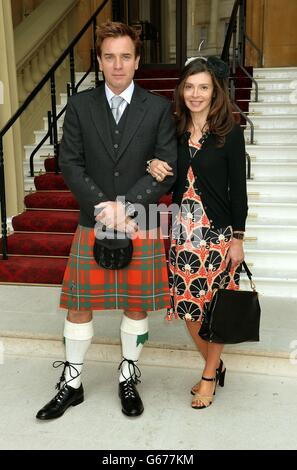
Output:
top-left (0, 0), bottom-right (109, 260)
top-left (221, 0), bottom-right (260, 157)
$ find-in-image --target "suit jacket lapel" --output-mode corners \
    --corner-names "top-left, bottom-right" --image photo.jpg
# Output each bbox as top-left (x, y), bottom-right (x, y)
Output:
top-left (89, 85), bottom-right (116, 161)
top-left (117, 85), bottom-right (148, 160)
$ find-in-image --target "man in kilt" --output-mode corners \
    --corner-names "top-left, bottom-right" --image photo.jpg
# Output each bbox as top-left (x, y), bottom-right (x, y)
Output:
top-left (36, 22), bottom-right (177, 419)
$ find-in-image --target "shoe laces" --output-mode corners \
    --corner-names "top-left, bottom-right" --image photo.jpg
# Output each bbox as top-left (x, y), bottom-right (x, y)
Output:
top-left (121, 378), bottom-right (138, 399)
top-left (118, 358), bottom-right (141, 385)
top-left (53, 360), bottom-right (83, 391)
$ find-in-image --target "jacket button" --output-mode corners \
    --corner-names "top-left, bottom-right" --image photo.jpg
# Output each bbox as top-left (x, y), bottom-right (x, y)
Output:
top-left (85, 177), bottom-right (90, 182)
top-left (115, 130), bottom-right (120, 135)
top-left (146, 189), bottom-right (151, 194)
top-left (114, 171), bottom-right (120, 177)
top-left (91, 185), bottom-right (95, 190)
top-left (137, 195), bottom-right (142, 200)
top-left (114, 144), bottom-right (119, 149)
top-left (98, 192), bottom-right (103, 197)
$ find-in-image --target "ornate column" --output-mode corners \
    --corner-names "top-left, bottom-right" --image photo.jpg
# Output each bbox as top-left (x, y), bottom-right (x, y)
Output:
top-left (0, 1), bottom-right (24, 217)
top-left (207, 0), bottom-right (220, 55)
top-left (187, 0), bottom-right (200, 59)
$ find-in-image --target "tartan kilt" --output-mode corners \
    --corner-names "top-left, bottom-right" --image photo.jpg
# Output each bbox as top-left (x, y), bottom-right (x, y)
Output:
top-left (60, 225), bottom-right (170, 312)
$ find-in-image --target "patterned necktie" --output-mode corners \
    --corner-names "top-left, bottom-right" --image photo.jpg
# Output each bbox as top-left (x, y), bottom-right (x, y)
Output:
top-left (111, 95), bottom-right (125, 124)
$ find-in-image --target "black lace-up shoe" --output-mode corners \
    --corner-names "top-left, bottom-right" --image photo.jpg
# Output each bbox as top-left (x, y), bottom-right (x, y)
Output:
top-left (119, 379), bottom-right (144, 417)
top-left (36, 384), bottom-right (84, 420)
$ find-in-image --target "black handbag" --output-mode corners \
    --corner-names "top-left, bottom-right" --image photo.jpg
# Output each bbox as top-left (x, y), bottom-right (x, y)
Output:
top-left (199, 261), bottom-right (261, 344)
top-left (93, 233), bottom-right (133, 270)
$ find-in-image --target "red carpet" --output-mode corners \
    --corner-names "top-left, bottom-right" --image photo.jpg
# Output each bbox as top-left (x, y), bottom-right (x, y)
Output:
top-left (0, 256), bottom-right (68, 284)
top-left (0, 233), bottom-right (74, 256)
top-left (24, 191), bottom-right (79, 210)
top-left (0, 66), bottom-right (252, 284)
top-left (12, 210), bottom-right (79, 233)
top-left (34, 173), bottom-right (68, 190)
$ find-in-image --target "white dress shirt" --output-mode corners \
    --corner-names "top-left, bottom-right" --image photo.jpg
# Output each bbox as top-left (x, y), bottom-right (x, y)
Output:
top-left (105, 81), bottom-right (135, 120)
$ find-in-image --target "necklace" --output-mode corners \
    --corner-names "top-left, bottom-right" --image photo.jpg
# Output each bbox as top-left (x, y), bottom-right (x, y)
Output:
top-left (188, 129), bottom-right (209, 159)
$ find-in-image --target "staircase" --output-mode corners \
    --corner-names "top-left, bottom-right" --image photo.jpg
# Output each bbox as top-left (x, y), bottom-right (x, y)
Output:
top-left (243, 67), bottom-right (297, 297)
top-left (1, 67), bottom-right (297, 298)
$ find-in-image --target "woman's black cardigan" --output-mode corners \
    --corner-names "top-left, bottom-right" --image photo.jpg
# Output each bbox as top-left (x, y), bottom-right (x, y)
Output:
top-left (172, 123), bottom-right (248, 231)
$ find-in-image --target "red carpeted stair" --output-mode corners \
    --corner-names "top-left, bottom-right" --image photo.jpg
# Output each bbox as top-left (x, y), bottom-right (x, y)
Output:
top-left (3, 233), bottom-right (73, 256)
top-left (0, 154), bottom-right (79, 284)
top-left (135, 68), bottom-right (179, 100)
top-left (34, 173), bottom-right (68, 190)
top-left (12, 210), bottom-right (79, 233)
top-left (0, 256), bottom-right (69, 284)
top-left (24, 191), bottom-right (79, 210)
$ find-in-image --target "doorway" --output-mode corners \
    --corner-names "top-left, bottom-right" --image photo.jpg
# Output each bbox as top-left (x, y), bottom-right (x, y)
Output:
top-left (112, 0), bottom-right (187, 69)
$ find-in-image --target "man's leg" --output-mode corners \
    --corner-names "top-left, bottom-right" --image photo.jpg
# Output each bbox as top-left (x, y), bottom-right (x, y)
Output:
top-left (36, 310), bottom-right (93, 420)
top-left (63, 310), bottom-right (93, 389)
top-left (118, 310), bottom-right (148, 417)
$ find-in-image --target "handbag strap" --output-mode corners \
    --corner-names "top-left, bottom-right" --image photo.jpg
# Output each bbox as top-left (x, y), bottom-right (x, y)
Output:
top-left (241, 261), bottom-right (252, 280)
top-left (220, 260), bottom-right (257, 292)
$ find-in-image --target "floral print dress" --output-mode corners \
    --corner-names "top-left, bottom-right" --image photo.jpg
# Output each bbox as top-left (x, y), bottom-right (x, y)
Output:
top-left (167, 138), bottom-right (240, 324)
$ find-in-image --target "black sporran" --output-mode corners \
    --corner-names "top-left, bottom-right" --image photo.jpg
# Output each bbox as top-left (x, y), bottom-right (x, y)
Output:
top-left (199, 261), bottom-right (261, 344)
top-left (93, 233), bottom-right (133, 270)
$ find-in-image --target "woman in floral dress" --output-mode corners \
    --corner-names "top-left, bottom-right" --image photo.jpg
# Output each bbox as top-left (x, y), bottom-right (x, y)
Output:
top-left (148, 57), bottom-right (248, 409)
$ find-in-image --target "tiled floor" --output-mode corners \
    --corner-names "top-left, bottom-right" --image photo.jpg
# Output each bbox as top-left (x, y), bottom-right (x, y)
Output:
top-left (0, 355), bottom-right (296, 450)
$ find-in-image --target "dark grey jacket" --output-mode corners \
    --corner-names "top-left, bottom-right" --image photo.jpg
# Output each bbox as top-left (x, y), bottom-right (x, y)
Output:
top-left (59, 84), bottom-right (177, 229)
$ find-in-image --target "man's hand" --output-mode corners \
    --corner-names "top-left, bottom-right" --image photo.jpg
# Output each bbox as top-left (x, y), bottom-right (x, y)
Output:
top-left (95, 201), bottom-right (138, 234)
top-left (116, 216), bottom-right (138, 234)
top-left (95, 201), bottom-right (126, 228)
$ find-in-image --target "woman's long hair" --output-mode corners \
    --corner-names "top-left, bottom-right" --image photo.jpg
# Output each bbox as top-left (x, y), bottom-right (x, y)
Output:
top-left (174, 58), bottom-right (237, 146)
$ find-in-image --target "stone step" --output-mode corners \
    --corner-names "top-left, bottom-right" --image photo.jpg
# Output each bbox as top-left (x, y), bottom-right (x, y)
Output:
top-left (23, 160), bottom-right (45, 177)
top-left (24, 144), bottom-right (54, 161)
top-left (250, 161), bottom-right (297, 179)
top-left (33, 130), bottom-right (63, 145)
top-left (240, 271), bottom-right (297, 298)
top-left (245, 222), bottom-right (297, 244)
top-left (253, 67), bottom-right (297, 79)
top-left (43, 116), bottom-right (64, 131)
top-left (244, 129), bottom-right (297, 144)
top-left (59, 93), bottom-right (68, 106)
top-left (252, 77), bottom-right (296, 91)
top-left (249, 102), bottom-right (297, 115)
top-left (248, 201), bottom-right (297, 221)
top-left (247, 181), bottom-right (297, 197)
top-left (0, 288), bottom-right (296, 374)
top-left (250, 115), bottom-right (297, 129)
top-left (245, 244), bottom-right (297, 271)
top-left (250, 89), bottom-right (295, 103)
top-left (246, 144), bottom-right (297, 160)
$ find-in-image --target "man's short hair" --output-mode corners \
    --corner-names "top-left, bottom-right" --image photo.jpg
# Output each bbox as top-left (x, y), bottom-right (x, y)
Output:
top-left (96, 21), bottom-right (142, 58)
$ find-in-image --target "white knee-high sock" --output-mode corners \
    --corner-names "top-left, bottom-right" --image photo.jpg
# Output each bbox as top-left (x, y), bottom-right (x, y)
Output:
top-left (63, 319), bottom-right (94, 389)
top-left (119, 315), bottom-right (149, 383)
